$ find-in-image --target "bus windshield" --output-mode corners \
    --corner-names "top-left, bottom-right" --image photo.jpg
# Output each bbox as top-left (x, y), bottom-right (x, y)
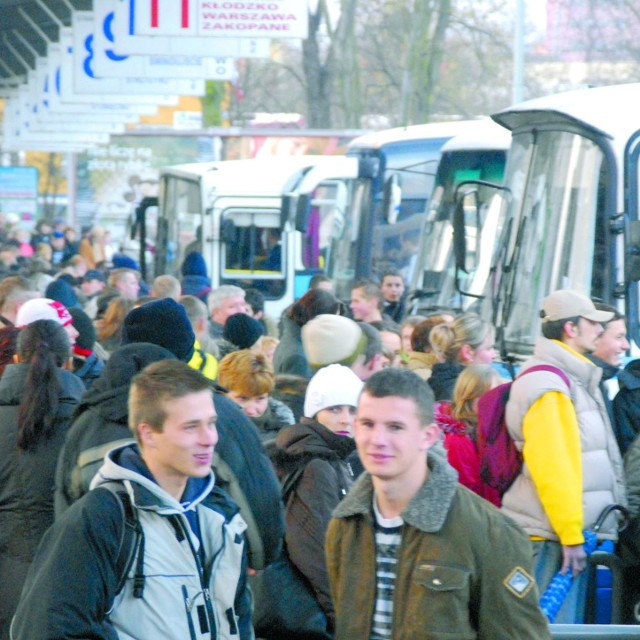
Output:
top-left (413, 149), bottom-right (507, 312)
top-left (328, 138), bottom-right (447, 297)
top-left (498, 130), bottom-right (608, 355)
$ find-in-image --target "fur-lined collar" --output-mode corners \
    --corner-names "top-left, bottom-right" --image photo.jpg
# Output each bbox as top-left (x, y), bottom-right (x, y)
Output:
top-left (332, 451), bottom-right (458, 533)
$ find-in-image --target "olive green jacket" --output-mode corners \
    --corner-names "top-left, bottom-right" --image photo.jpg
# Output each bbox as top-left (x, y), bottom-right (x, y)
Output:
top-left (325, 452), bottom-right (551, 640)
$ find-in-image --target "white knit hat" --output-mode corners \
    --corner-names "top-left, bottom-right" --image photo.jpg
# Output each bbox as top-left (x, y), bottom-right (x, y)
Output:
top-left (304, 364), bottom-right (364, 419)
top-left (16, 298), bottom-right (73, 328)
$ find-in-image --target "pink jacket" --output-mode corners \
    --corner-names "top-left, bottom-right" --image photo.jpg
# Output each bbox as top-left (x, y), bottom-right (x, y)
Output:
top-left (434, 401), bottom-right (501, 507)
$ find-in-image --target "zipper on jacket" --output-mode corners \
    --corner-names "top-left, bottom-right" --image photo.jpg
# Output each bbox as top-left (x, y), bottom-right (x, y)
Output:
top-left (182, 585), bottom-right (198, 640)
top-left (174, 515), bottom-right (218, 637)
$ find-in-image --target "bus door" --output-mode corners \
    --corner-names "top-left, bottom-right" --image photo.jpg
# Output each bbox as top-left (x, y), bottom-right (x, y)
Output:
top-left (293, 179), bottom-right (351, 298)
top-left (155, 174), bottom-right (203, 279)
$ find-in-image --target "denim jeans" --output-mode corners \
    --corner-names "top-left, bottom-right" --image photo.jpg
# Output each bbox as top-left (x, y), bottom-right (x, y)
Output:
top-left (532, 539), bottom-right (588, 624)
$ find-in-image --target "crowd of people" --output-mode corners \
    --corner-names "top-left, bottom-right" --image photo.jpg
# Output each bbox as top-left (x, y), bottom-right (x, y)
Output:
top-left (0, 223), bottom-right (638, 638)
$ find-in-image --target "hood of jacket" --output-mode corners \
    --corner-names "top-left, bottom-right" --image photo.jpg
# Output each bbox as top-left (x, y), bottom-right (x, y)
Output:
top-left (332, 450), bottom-right (458, 532)
top-left (251, 397), bottom-right (295, 434)
top-left (434, 400), bottom-right (471, 436)
top-left (90, 442), bottom-right (215, 516)
top-left (619, 358), bottom-right (640, 391)
top-left (72, 343), bottom-right (177, 423)
top-left (273, 418), bottom-right (356, 475)
top-left (0, 362), bottom-right (85, 406)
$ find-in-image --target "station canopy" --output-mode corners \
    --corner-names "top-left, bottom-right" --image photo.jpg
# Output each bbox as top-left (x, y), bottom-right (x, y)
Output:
top-left (0, 0), bottom-right (91, 80)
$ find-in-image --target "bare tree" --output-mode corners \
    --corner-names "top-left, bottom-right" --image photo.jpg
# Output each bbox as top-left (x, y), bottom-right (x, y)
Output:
top-left (231, 0), bottom-right (513, 127)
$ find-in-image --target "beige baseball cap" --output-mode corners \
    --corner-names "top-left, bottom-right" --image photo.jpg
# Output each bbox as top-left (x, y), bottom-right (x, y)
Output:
top-left (540, 289), bottom-right (614, 324)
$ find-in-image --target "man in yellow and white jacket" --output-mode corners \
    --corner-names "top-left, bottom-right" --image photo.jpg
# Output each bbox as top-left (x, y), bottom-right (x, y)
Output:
top-left (504, 289), bottom-right (626, 623)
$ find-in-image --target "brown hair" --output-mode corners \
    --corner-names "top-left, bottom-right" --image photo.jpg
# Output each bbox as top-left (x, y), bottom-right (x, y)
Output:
top-left (128, 360), bottom-right (211, 438)
top-left (97, 296), bottom-right (135, 343)
top-left (288, 288), bottom-right (340, 327)
top-left (410, 315), bottom-right (450, 353)
top-left (218, 350), bottom-right (274, 397)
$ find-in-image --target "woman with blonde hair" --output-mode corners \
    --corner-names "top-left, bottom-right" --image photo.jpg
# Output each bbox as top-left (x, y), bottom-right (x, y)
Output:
top-left (218, 350), bottom-right (294, 442)
top-left (434, 364), bottom-right (502, 506)
top-left (96, 296), bottom-right (134, 356)
top-left (427, 312), bottom-right (497, 400)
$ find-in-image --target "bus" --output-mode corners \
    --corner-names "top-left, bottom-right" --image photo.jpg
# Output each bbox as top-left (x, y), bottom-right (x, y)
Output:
top-left (326, 120), bottom-right (492, 299)
top-left (149, 155), bottom-right (359, 318)
top-left (409, 118), bottom-right (511, 314)
top-left (451, 83), bottom-right (640, 360)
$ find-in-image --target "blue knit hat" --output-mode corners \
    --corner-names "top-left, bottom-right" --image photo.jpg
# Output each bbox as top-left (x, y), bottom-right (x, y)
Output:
top-left (121, 298), bottom-right (195, 362)
top-left (45, 279), bottom-right (79, 310)
top-left (182, 251), bottom-right (208, 277)
top-left (111, 253), bottom-right (140, 271)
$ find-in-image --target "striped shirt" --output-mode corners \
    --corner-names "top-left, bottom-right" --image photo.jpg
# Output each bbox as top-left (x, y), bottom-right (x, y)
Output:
top-left (371, 498), bottom-right (403, 640)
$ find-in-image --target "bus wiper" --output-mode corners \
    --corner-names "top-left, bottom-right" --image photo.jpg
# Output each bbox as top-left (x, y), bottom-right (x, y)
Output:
top-left (391, 159), bottom-right (439, 177)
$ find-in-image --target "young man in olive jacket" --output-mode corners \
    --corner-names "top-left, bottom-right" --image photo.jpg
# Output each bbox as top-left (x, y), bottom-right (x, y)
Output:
top-left (325, 368), bottom-right (551, 640)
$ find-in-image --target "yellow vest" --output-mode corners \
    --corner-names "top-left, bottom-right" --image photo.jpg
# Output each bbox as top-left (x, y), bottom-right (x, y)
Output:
top-left (188, 339), bottom-right (219, 381)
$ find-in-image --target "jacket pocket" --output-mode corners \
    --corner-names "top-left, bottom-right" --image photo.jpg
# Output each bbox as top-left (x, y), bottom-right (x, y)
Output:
top-left (409, 563), bottom-right (475, 638)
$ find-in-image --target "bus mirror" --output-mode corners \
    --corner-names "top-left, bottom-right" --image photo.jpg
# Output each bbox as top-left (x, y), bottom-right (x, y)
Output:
top-left (382, 174), bottom-right (402, 224)
top-left (295, 194), bottom-right (312, 232)
top-left (626, 220), bottom-right (640, 281)
top-left (221, 218), bottom-right (236, 244)
top-left (358, 157), bottom-right (379, 179)
top-left (453, 190), bottom-right (480, 273)
top-left (280, 194), bottom-right (295, 230)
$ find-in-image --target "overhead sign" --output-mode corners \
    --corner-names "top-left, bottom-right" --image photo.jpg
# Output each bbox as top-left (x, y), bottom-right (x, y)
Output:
top-left (109, 0), bottom-right (270, 57)
top-left (0, 166), bottom-right (39, 222)
top-left (35, 53), bottom-right (160, 116)
top-left (117, 0), bottom-right (307, 39)
top-left (92, 2), bottom-right (236, 80)
top-left (71, 15), bottom-right (207, 96)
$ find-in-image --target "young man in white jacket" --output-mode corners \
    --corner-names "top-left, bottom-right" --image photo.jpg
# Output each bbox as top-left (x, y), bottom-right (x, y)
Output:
top-left (11, 360), bottom-right (252, 640)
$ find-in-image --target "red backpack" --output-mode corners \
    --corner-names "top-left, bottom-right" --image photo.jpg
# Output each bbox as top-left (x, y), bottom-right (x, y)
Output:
top-left (476, 365), bottom-right (571, 495)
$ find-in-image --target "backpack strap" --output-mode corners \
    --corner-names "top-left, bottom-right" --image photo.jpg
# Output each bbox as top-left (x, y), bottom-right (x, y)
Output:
top-left (281, 466), bottom-right (307, 503)
top-left (281, 458), bottom-right (349, 504)
top-left (518, 364), bottom-right (571, 391)
top-left (70, 439), bottom-right (135, 502)
top-left (98, 481), bottom-right (146, 599)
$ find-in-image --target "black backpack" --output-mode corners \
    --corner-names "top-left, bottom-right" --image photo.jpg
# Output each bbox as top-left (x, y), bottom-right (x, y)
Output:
top-left (99, 481), bottom-right (146, 599)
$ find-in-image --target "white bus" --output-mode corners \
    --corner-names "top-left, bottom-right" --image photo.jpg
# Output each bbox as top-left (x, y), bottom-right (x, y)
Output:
top-left (149, 155), bottom-right (359, 317)
top-left (410, 118), bottom-right (511, 314)
top-left (452, 83), bottom-right (640, 359)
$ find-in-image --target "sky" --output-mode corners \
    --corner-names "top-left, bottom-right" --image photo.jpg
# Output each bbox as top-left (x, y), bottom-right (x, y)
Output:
top-left (528, 0), bottom-right (547, 32)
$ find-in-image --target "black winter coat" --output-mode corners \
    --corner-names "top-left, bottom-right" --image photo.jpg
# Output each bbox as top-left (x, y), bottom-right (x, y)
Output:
top-left (0, 364), bottom-right (84, 639)
top-left (613, 359), bottom-right (640, 456)
top-left (271, 419), bottom-right (356, 627)
top-left (273, 316), bottom-right (312, 378)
